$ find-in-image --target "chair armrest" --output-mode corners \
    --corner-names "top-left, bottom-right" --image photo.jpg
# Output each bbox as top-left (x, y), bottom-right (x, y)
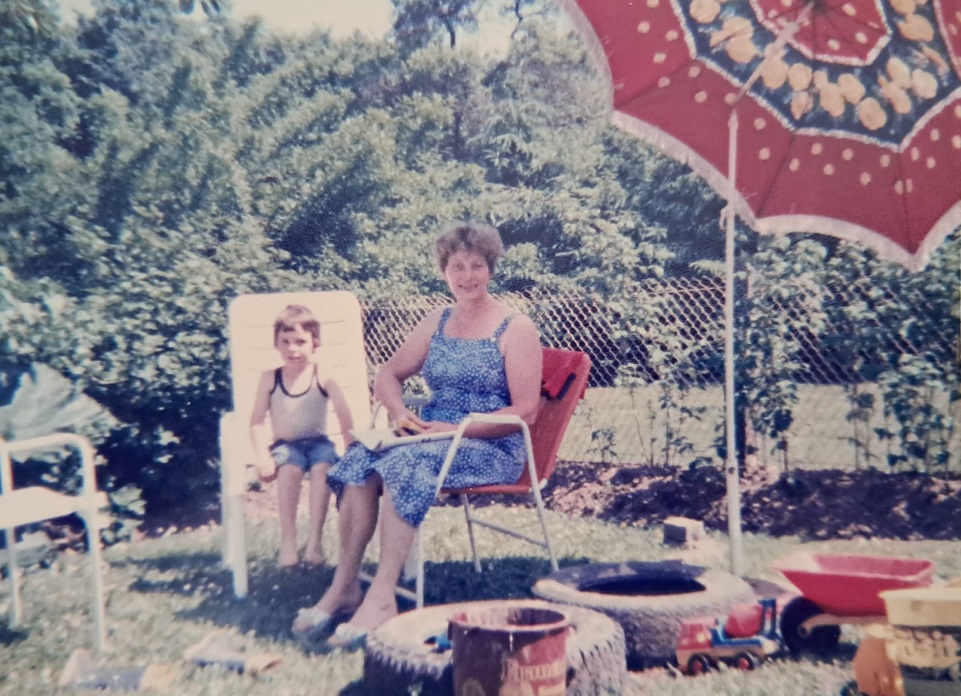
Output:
top-left (219, 412), bottom-right (249, 498)
top-left (457, 413), bottom-right (526, 426)
top-left (0, 434), bottom-right (111, 530)
top-left (0, 433), bottom-right (100, 497)
top-left (369, 396), bottom-right (432, 429)
top-left (433, 413), bottom-right (533, 495)
top-left (404, 395), bottom-right (431, 410)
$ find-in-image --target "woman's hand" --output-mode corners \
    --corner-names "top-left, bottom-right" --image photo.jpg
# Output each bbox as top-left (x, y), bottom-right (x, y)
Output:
top-left (419, 420), bottom-right (458, 435)
top-left (392, 410), bottom-right (429, 435)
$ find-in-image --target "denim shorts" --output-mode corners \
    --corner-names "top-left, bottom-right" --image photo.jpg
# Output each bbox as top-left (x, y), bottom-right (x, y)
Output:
top-left (269, 436), bottom-right (339, 472)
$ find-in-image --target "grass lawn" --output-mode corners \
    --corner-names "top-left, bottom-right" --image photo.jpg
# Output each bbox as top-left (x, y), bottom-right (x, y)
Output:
top-left (2, 504), bottom-right (960, 695)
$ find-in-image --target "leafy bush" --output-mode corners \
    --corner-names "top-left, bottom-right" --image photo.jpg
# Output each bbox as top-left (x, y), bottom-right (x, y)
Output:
top-left (1, 0), bottom-right (956, 531)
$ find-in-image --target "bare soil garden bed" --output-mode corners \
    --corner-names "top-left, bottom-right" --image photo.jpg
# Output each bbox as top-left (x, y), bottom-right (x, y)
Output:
top-left (137, 461), bottom-right (961, 543)
top-left (541, 461), bottom-right (961, 541)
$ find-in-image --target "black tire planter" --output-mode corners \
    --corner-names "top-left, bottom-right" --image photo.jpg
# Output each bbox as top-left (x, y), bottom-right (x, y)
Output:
top-left (532, 561), bottom-right (756, 669)
top-left (363, 599), bottom-right (627, 696)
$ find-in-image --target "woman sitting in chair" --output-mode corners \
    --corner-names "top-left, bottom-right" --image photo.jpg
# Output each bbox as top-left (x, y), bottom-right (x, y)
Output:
top-left (292, 220), bottom-right (542, 649)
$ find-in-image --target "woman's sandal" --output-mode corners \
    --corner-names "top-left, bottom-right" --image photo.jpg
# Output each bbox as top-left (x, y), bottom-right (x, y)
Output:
top-left (291, 606), bottom-right (349, 643)
top-left (324, 623), bottom-right (368, 652)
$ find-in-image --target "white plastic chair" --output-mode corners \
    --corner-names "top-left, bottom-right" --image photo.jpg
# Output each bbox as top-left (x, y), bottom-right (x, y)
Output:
top-left (219, 291), bottom-right (372, 597)
top-left (0, 433), bottom-right (109, 651)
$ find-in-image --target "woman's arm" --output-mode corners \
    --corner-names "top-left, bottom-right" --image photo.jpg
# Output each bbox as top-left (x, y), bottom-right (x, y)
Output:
top-left (501, 314), bottom-right (543, 425)
top-left (373, 309), bottom-right (442, 426)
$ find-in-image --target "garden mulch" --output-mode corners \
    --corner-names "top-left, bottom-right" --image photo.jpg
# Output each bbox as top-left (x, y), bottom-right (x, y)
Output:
top-left (541, 461), bottom-right (961, 541)
top-left (138, 461), bottom-right (961, 543)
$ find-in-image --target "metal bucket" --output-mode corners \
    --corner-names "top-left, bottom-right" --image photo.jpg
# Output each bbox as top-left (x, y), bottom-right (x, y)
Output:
top-left (449, 604), bottom-right (569, 696)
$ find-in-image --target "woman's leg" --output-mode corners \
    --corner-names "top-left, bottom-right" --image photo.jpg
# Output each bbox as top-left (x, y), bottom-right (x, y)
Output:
top-left (307, 477), bottom-right (381, 615)
top-left (343, 490), bottom-right (416, 632)
top-left (276, 464), bottom-right (305, 567)
top-left (304, 462), bottom-right (332, 565)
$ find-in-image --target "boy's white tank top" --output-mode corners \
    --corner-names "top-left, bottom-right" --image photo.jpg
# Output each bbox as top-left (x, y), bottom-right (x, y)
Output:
top-left (268, 364), bottom-right (329, 441)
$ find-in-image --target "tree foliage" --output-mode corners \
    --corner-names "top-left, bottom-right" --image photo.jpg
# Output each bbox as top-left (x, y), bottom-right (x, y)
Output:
top-left (391, 0), bottom-right (481, 52)
top-left (0, 0), bottom-right (957, 525)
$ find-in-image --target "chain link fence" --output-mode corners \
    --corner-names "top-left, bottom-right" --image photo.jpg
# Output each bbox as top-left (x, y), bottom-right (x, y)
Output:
top-left (359, 268), bottom-right (959, 473)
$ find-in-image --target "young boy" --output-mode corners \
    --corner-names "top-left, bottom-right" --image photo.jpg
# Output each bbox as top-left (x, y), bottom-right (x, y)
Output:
top-left (249, 304), bottom-right (354, 567)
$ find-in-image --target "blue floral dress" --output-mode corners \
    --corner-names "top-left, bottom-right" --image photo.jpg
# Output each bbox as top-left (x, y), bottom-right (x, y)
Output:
top-left (327, 308), bottom-right (527, 527)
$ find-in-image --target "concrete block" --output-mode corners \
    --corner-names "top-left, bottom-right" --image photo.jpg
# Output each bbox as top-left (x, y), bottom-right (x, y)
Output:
top-left (663, 516), bottom-right (704, 546)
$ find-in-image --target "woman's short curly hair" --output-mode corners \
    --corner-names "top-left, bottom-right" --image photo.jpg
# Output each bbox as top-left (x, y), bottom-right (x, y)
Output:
top-left (433, 221), bottom-right (504, 273)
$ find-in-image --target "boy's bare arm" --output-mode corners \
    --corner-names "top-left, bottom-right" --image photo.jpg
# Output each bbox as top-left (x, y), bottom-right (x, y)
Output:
top-left (249, 371), bottom-right (277, 482)
top-left (324, 379), bottom-right (355, 446)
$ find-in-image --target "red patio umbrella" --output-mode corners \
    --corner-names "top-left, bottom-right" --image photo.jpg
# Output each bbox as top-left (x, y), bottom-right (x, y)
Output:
top-left (560, 0), bottom-right (961, 574)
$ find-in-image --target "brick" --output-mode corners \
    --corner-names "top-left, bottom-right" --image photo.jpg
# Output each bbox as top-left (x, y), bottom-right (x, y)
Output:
top-left (663, 516), bottom-right (704, 546)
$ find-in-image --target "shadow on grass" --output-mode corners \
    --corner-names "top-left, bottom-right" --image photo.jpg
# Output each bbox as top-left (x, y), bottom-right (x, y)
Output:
top-left (122, 551), bottom-right (587, 644)
top-left (0, 623), bottom-right (29, 647)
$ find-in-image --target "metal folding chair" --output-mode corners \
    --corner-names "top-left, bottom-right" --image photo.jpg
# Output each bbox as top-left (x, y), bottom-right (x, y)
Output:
top-left (399, 347), bottom-right (591, 608)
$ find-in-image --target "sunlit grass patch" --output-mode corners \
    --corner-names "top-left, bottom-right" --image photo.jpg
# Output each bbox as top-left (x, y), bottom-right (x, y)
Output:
top-left (1, 506), bottom-right (959, 695)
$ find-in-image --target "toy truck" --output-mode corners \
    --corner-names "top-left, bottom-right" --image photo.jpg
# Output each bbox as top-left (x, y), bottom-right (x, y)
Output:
top-left (676, 597), bottom-right (781, 675)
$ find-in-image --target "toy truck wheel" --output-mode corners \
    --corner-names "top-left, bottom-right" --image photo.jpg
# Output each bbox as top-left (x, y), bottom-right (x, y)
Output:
top-left (732, 652), bottom-right (759, 671)
top-left (779, 597), bottom-right (841, 654)
top-left (686, 654), bottom-right (713, 675)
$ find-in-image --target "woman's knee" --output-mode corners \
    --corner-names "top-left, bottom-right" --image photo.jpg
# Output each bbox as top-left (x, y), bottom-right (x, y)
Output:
top-left (344, 474), bottom-right (383, 502)
top-left (365, 472), bottom-right (384, 496)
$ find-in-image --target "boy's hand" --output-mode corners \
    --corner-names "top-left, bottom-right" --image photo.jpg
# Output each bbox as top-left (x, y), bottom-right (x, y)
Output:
top-left (255, 459), bottom-right (277, 483)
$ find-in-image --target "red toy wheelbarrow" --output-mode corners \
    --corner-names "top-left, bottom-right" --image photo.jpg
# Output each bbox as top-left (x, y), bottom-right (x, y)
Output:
top-left (771, 552), bottom-right (934, 654)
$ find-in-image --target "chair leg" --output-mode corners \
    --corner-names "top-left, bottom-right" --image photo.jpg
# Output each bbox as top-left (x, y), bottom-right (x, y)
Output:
top-left (459, 494), bottom-right (482, 573)
top-left (4, 527), bottom-right (23, 627)
top-left (80, 512), bottom-right (108, 653)
top-left (530, 488), bottom-right (559, 572)
top-left (414, 529), bottom-right (424, 609)
top-left (219, 458), bottom-right (248, 597)
top-left (219, 413), bottom-right (247, 598)
top-left (220, 475), bottom-right (233, 567)
top-left (402, 529), bottom-right (419, 583)
top-left (224, 494), bottom-right (248, 598)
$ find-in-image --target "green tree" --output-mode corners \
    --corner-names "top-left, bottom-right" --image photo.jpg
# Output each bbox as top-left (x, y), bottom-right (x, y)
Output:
top-left (500, 0), bottom-right (555, 37)
top-left (391, 0), bottom-right (481, 52)
top-left (738, 236), bottom-right (829, 469)
top-left (1, 0), bottom-right (288, 509)
top-left (820, 234), bottom-right (960, 471)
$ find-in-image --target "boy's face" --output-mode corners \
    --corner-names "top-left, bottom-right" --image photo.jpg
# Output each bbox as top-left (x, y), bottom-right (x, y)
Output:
top-left (275, 324), bottom-right (316, 365)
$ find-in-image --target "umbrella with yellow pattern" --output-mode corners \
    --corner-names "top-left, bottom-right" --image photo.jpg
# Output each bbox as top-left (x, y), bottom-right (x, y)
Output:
top-left (564, 0), bottom-right (960, 269)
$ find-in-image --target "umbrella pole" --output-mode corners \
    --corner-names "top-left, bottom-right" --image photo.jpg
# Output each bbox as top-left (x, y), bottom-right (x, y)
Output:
top-left (725, 108), bottom-right (744, 577)
top-left (719, 6), bottom-right (810, 577)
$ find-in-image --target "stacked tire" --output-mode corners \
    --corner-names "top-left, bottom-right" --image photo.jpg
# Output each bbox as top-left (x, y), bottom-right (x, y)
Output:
top-left (363, 599), bottom-right (628, 695)
top-left (532, 561), bottom-right (757, 669)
